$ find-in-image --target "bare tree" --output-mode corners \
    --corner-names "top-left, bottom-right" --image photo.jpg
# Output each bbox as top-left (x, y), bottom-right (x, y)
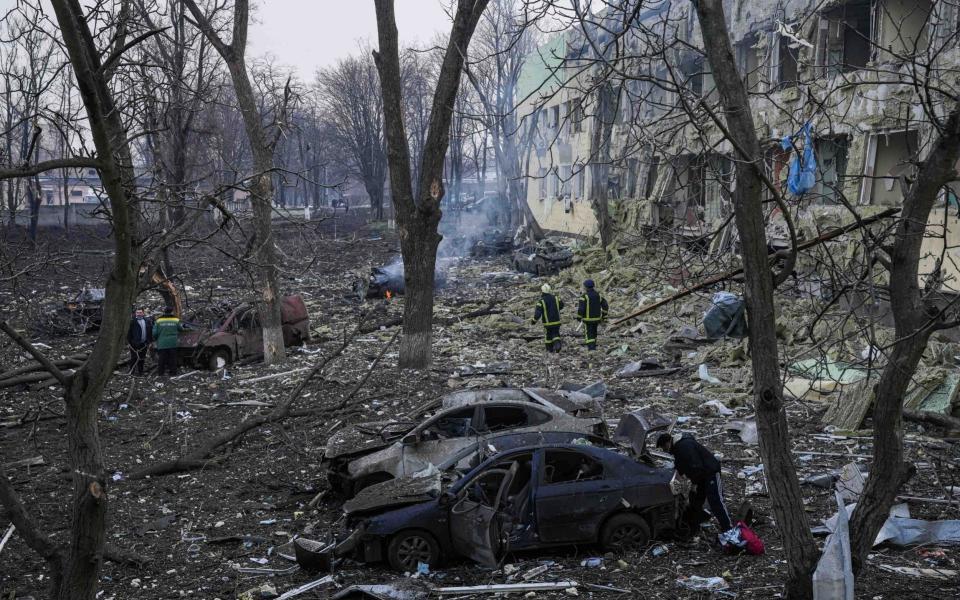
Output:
top-left (373, 0), bottom-right (490, 368)
top-left (183, 0), bottom-right (288, 365)
top-left (315, 51), bottom-right (388, 219)
top-left (0, 1), bottom-right (152, 597)
top-left (466, 0), bottom-right (544, 237)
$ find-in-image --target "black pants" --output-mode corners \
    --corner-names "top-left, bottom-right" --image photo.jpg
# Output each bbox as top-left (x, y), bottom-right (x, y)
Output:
top-left (157, 348), bottom-right (178, 376)
top-left (584, 322), bottom-right (599, 350)
top-left (129, 344), bottom-right (149, 374)
top-left (544, 325), bottom-right (561, 353)
top-left (690, 473), bottom-right (732, 531)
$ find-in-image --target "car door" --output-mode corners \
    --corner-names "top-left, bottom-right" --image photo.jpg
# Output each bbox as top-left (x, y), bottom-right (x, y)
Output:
top-left (534, 449), bottom-right (622, 544)
top-left (449, 461), bottom-right (518, 567)
top-left (399, 406), bottom-right (479, 476)
top-left (236, 309), bottom-right (263, 358)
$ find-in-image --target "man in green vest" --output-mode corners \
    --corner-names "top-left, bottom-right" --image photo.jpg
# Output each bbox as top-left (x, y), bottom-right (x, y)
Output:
top-left (576, 279), bottom-right (608, 350)
top-left (152, 306), bottom-right (185, 376)
top-left (531, 283), bottom-right (564, 353)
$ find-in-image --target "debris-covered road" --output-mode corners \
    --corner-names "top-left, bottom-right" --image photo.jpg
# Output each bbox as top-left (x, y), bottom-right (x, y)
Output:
top-left (1, 221), bottom-right (958, 599)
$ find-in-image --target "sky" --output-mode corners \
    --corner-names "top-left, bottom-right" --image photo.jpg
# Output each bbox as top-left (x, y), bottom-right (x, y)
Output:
top-left (0, 0), bottom-right (454, 80)
top-left (249, 1), bottom-right (454, 78)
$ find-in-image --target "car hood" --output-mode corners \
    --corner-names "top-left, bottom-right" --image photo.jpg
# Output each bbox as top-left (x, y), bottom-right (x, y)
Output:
top-left (324, 420), bottom-right (412, 460)
top-left (343, 470), bottom-right (443, 516)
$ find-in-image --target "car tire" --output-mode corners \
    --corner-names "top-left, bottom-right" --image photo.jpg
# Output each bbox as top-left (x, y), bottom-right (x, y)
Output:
top-left (600, 513), bottom-right (651, 552)
top-left (207, 347), bottom-right (230, 371)
top-left (387, 530), bottom-right (440, 572)
top-left (351, 472), bottom-right (394, 496)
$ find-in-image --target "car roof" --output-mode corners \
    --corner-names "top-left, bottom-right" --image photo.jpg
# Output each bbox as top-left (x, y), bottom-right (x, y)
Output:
top-left (431, 399), bottom-right (561, 417)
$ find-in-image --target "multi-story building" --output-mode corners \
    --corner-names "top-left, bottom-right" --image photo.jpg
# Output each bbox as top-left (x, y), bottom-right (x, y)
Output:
top-left (517, 0), bottom-right (959, 288)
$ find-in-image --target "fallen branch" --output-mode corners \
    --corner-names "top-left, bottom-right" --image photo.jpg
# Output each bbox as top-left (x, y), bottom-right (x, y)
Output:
top-left (128, 325), bottom-right (361, 479)
top-left (0, 321), bottom-right (69, 387)
top-left (437, 301), bottom-right (501, 325)
top-left (2, 456), bottom-right (45, 470)
top-left (612, 207), bottom-right (901, 326)
top-left (0, 358), bottom-right (83, 382)
top-left (904, 409), bottom-right (960, 431)
top-left (0, 471), bottom-right (64, 590)
top-left (238, 367), bottom-right (313, 385)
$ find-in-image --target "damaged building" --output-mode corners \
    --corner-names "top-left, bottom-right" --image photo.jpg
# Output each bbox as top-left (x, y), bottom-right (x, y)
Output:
top-left (517, 0), bottom-right (960, 290)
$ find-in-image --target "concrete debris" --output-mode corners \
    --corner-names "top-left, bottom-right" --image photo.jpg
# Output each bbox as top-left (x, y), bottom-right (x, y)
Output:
top-left (836, 462), bottom-right (865, 502)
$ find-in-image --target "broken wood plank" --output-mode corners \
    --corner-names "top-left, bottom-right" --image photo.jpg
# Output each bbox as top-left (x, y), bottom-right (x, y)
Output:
top-left (435, 581), bottom-right (578, 595)
top-left (904, 409), bottom-right (960, 431)
top-left (2, 456), bottom-right (45, 470)
top-left (0, 523), bottom-right (14, 556)
top-left (238, 367), bottom-right (312, 385)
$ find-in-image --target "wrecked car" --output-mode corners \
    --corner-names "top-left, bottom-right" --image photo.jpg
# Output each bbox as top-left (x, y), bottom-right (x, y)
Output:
top-left (333, 443), bottom-right (679, 571)
top-left (177, 294), bottom-right (310, 369)
top-left (324, 392), bottom-right (605, 496)
top-left (62, 288), bottom-right (106, 329)
top-left (356, 262), bottom-right (448, 299)
top-left (469, 230), bottom-right (514, 258)
top-left (512, 238), bottom-right (574, 276)
top-left (341, 430), bottom-right (615, 518)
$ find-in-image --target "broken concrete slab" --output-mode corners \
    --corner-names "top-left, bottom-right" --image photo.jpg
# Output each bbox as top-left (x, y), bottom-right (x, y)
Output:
top-left (836, 462), bottom-right (865, 503)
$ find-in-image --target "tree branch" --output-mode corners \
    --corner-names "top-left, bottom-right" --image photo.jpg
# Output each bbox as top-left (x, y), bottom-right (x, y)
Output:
top-left (0, 321), bottom-right (69, 387)
top-left (0, 157), bottom-right (100, 181)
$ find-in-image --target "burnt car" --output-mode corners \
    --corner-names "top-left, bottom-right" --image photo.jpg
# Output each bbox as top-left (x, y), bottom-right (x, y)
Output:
top-left (324, 390), bottom-right (605, 496)
top-left (469, 230), bottom-right (514, 258)
top-left (356, 262), bottom-right (448, 299)
top-left (512, 238), bottom-right (574, 276)
top-left (177, 294), bottom-right (310, 369)
top-left (336, 443), bottom-right (679, 571)
top-left (63, 288), bottom-right (106, 329)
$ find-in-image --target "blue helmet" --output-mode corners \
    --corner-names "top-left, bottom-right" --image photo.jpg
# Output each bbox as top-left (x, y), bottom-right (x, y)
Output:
top-left (583, 279), bottom-right (594, 289)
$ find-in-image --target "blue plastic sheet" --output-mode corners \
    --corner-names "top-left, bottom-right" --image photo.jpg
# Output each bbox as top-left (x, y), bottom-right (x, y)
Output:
top-left (784, 122), bottom-right (817, 197)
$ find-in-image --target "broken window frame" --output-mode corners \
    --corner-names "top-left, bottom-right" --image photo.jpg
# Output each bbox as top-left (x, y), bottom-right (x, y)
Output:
top-left (815, 0), bottom-right (875, 78)
top-left (812, 135), bottom-right (851, 205)
top-left (858, 129), bottom-right (920, 206)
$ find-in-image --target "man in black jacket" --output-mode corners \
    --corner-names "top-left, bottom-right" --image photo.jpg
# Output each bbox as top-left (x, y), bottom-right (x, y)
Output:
top-left (127, 307), bottom-right (153, 375)
top-left (657, 432), bottom-right (732, 532)
top-left (531, 283), bottom-right (564, 353)
top-left (576, 279), bottom-right (608, 350)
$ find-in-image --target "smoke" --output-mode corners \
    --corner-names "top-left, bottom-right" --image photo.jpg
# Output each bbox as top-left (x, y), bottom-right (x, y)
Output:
top-left (437, 193), bottom-right (516, 258)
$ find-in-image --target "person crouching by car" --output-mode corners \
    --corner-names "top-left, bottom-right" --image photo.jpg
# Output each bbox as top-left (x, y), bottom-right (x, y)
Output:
top-left (656, 432), bottom-right (732, 533)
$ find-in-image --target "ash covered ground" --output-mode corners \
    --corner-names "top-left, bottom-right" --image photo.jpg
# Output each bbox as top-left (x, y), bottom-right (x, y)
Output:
top-left (1, 219), bottom-right (958, 599)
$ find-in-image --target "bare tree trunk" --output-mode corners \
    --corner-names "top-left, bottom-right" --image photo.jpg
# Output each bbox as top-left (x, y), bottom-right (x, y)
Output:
top-left (589, 85), bottom-right (615, 249)
top-left (184, 0), bottom-right (285, 365)
top-left (693, 1), bottom-right (818, 597)
top-left (373, 0), bottom-right (489, 368)
top-left (849, 106), bottom-right (960, 574)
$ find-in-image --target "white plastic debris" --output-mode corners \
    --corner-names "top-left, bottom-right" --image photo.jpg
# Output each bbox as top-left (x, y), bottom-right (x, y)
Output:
top-left (698, 364), bottom-right (722, 384)
top-left (699, 399), bottom-right (734, 416)
top-left (813, 492), bottom-right (854, 600)
top-left (675, 576), bottom-right (728, 591)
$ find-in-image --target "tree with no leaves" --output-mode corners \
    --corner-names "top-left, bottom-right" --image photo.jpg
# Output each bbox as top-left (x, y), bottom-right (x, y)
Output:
top-left (372, 0), bottom-right (490, 368)
top-left (182, 0), bottom-right (287, 365)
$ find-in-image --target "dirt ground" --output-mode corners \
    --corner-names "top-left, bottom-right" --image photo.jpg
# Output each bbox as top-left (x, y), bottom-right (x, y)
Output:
top-left (1, 219), bottom-right (958, 599)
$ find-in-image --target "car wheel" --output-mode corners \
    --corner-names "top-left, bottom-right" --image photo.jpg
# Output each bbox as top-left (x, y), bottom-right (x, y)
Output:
top-left (207, 347), bottom-right (230, 371)
top-left (600, 513), bottom-right (651, 552)
top-left (351, 472), bottom-right (394, 496)
top-left (387, 530), bottom-right (440, 572)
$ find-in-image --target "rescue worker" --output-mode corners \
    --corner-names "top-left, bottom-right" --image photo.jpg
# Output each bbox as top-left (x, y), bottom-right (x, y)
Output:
top-left (127, 307), bottom-right (153, 375)
top-left (531, 283), bottom-right (564, 353)
top-left (576, 279), bottom-right (608, 350)
top-left (656, 432), bottom-right (732, 532)
top-left (152, 306), bottom-right (185, 377)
